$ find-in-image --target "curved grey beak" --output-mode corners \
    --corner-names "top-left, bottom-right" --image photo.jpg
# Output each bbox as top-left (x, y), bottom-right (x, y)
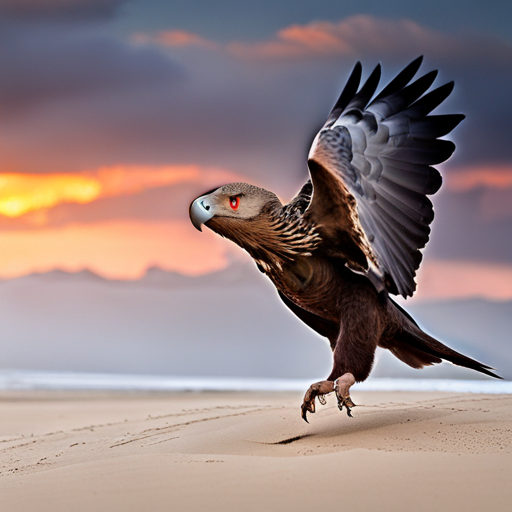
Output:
top-left (189, 196), bottom-right (214, 231)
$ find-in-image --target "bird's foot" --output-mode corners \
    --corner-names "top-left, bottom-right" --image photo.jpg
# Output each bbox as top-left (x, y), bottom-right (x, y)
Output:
top-left (334, 373), bottom-right (356, 417)
top-left (301, 380), bottom-right (335, 423)
top-left (300, 373), bottom-right (357, 422)
top-left (336, 396), bottom-right (357, 417)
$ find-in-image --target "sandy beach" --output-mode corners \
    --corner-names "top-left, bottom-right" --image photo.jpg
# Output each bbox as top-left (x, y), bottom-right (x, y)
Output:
top-left (1, 390), bottom-right (511, 512)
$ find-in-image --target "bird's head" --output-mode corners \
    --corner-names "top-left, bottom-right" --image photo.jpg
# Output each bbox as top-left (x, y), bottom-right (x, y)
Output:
top-left (189, 183), bottom-right (281, 236)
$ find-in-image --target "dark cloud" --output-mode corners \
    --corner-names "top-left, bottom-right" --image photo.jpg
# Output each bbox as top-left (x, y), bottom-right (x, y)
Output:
top-left (425, 51), bottom-right (512, 167)
top-left (0, 0), bottom-right (126, 21)
top-left (427, 187), bottom-right (512, 264)
top-left (0, 21), bottom-right (182, 117)
top-left (0, 15), bottom-right (511, 195)
top-left (115, 0), bottom-right (512, 46)
top-left (0, 38), bottom-right (326, 185)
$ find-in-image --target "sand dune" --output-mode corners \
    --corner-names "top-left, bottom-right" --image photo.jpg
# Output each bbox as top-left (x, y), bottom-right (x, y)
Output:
top-left (1, 391), bottom-right (511, 511)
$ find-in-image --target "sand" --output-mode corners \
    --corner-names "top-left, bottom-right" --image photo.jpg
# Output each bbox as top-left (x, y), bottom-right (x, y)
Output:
top-left (1, 390), bottom-right (511, 512)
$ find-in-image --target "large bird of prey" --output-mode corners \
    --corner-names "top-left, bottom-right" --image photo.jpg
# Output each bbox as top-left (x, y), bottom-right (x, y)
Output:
top-left (189, 57), bottom-right (500, 422)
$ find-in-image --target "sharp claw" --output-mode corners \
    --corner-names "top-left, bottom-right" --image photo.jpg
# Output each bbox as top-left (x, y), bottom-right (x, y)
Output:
top-left (335, 395), bottom-right (356, 417)
top-left (301, 381), bottom-right (335, 423)
top-left (301, 396), bottom-right (316, 422)
top-left (345, 397), bottom-right (356, 408)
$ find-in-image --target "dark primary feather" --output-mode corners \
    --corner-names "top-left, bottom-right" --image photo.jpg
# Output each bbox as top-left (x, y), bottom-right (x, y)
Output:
top-left (304, 56), bottom-right (464, 297)
top-left (325, 62), bottom-right (362, 128)
top-left (370, 56), bottom-right (423, 105)
top-left (339, 64), bottom-right (381, 117)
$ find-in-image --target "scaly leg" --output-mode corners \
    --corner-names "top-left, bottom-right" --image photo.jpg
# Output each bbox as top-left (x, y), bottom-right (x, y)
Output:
top-left (300, 292), bottom-right (383, 423)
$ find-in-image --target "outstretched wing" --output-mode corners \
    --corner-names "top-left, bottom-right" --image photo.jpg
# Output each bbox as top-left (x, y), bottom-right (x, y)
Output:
top-left (305, 56), bottom-right (464, 297)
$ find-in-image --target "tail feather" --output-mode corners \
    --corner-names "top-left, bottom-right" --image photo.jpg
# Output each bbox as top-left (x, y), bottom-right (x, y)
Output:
top-left (387, 301), bottom-right (502, 379)
top-left (386, 334), bottom-right (442, 369)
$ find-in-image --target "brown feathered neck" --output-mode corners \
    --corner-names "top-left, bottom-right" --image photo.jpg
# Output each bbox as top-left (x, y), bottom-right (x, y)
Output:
top-left (206, 199), bottom-right (321, 271)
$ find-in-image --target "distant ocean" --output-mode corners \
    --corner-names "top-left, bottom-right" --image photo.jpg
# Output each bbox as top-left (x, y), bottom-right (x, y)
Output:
top-left (0, 370), bottom-right (511, 394)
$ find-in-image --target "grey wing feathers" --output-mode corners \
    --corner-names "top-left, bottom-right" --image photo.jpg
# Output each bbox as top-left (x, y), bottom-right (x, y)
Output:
top-left (307, 56), bottom-right (464, 297)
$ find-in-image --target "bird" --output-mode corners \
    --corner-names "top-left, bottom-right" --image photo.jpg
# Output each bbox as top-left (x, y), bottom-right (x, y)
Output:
top-left (189, 56), bottom-right (500, 422)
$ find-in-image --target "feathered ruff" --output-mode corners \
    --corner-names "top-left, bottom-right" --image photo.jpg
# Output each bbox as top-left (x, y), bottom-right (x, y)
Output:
top-left (206, 202), bottom-right (321, 273)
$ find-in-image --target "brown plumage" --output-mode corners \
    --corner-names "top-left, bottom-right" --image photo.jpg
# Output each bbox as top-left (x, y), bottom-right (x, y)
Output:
top-left (189, 57), bottom-right (500, 422)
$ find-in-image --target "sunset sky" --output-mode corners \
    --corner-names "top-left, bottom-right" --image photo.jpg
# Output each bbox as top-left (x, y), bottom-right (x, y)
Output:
top-left (1, 0), bottom-right (512, 301)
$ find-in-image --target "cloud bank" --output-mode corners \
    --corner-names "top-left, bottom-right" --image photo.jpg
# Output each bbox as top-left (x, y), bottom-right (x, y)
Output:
top-left (0, 14), bottom-right (511, 295)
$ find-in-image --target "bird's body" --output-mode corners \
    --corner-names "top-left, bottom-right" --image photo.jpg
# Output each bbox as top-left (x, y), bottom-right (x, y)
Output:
top-left (190, 57), bottom-right (500, 421)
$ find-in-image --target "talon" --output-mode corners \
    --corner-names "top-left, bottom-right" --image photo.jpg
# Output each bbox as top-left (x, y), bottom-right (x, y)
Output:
top-left (301, 381), bottom-right (335, 422)
top-left (337, 396), bottom-right (356, 417)
top-left (345, 396), bottom-right (356, 408)
top-left (301, 395), bottom-right (316, 423)
top-left (334, 374), bottom-right (357, 418)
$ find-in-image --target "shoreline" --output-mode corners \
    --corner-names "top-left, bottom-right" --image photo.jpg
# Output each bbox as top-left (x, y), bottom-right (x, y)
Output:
top-left (0, 370), bottom-right (510, 394)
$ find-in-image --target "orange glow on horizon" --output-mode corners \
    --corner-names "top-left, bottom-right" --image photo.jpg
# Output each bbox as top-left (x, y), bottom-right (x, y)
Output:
top-left (1, 210), bottom-right (511, 303)
top-left (446, 165), bottom-right (512, 191)
top-left (0, 164), bottom-right (240, 220)
top-left (0, 173), bottom-right (101, 217)
top-left (0, 220), bottom-right (231, 280)
top-left (412, 259), bottom-right (512, 302)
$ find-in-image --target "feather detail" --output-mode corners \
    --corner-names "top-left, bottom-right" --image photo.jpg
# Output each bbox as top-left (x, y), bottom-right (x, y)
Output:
top-left (304, 57), bottom-right (464, 297)
top-left (207, 203), bottom-right (322, 275)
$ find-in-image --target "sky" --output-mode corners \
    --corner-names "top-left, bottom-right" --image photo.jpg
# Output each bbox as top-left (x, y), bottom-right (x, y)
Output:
top-left (1, 0), bottom-right (512, 301)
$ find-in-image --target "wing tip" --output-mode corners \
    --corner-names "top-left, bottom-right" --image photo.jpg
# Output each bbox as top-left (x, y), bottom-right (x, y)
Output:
top-left (444, 80), bottom-right (456, 95)
top-left (326, 61), bottom-right (363, 124)
top-left (406, 55), bottom-right (424, 75)
top-left (454, 113), bottom-right (466, 124)
top-left (425, 69), bottom-right (439, 81)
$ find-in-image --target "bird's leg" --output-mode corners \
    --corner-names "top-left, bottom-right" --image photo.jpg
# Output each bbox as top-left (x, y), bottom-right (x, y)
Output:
top-left (300, 292), bottom-right (382, 423)
top-left (334, 373), bottom-right (356, 417)
top-left (301, 380), bottom-right (335, 423)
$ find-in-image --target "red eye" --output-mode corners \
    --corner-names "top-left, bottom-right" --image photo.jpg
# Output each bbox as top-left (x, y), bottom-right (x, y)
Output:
top-left (229, 196), bottom-right (240, 211)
